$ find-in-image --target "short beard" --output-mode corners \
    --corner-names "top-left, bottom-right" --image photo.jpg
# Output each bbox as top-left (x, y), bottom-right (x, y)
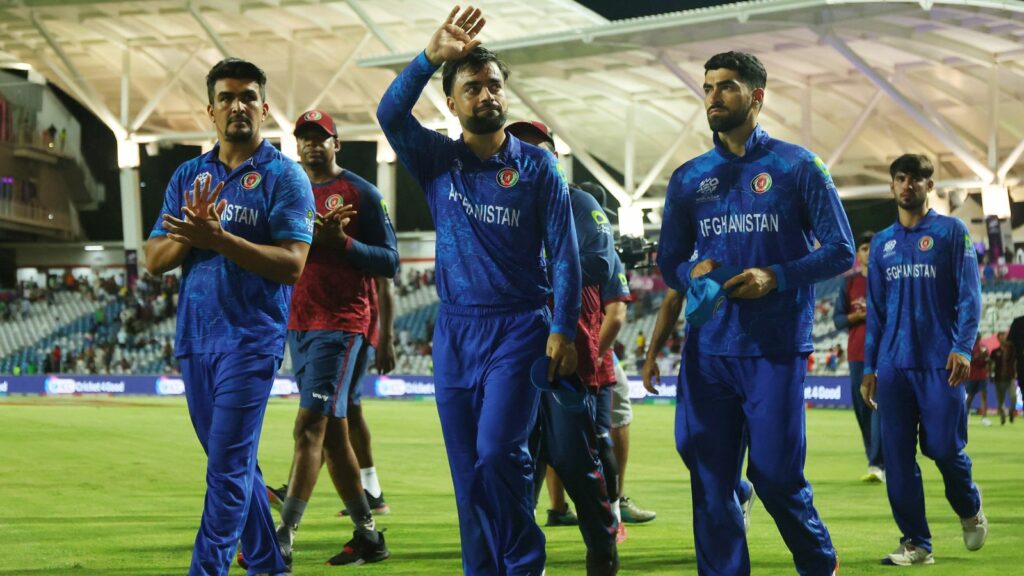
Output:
top-left (463, 111), bottom-right (506, 135)
top-left (225, 124), bottom-right (254, 143)
top-left (897, 195), bottom-right (927, 211)
top-left (707, 101), bottom-right (753, 133)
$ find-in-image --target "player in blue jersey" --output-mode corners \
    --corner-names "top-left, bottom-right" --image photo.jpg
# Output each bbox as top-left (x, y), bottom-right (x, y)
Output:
top-left (376, 7), bottom-right (581, 575)
top-left (144, 58), bottom-right (314, 576)
top-left (657, 51), bottom-right (850, 576)
top-left (861, 154), bottom-right (987, 566)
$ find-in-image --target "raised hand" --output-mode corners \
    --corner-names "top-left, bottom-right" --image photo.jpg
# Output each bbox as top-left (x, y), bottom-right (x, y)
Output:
top-left (162, 177), bottom-right (228, 250)
top-left (425, 5), bottom-right (486, 65)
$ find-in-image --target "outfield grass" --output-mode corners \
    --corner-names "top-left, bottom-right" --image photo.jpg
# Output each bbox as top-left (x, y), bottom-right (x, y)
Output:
top-left (1, 396), bottom-right (1021, 575)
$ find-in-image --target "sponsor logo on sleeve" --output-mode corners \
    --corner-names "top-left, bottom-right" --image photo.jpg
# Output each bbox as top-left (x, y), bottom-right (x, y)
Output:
top-left (496, 167), bottom-right (520, 188)
top-left (592, 210), bottom-right (609, 226)
top-left (750, 172), bottom-right (773, 194)
top-left (965, 233), bottom-right (976, 258)
top-left (241, 171), bottom-right (262, 190)
top-left (381, 199), bottom-right (392, 225)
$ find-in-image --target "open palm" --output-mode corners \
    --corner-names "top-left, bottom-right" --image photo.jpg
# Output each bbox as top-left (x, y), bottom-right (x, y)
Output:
top-left (425, 5), bottom-right (486, 65)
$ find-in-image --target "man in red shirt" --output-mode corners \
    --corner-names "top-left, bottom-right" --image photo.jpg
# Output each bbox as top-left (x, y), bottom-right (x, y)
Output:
top-left (834, 231), bottom-right (885, 482)
top-left (965, 334), bottom-right (992, 426)
top-left (276, 109), bottom-right (399, 566)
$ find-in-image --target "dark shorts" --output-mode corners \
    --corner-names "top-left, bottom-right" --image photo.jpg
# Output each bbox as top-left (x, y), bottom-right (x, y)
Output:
top-left (288, 330), bottom-right (365, 418)
top-left (347, 344), bottom-right (374, 406)
top-left (964, 379), bottom-right (988, 396)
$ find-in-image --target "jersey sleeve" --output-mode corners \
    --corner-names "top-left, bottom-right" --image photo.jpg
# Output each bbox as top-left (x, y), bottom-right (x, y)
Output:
top-left (833, 278), bottom-right (851, 330)
top-left (572, 191), bottom-right (615, 287)
top-left (376, 51), bottom-right (452, 187)
top-left (767, 154), bottom-right (855, 291)
top-left (149, 165), bottom-right (187, 239)
top-left (541, 153), bottom-right (581, 339)
top-left (863, 236), bottom-right (887, 375)
top-left (951, 219), bottom-right (981, 361)
top-left (656, 167), bottom-right (697, 292)
top-left (602, 256), bottom-right (632, 304)
top-left (269, 161), bottom-right (315, 244)
top-left (345, 180), bottom-right (400, 278)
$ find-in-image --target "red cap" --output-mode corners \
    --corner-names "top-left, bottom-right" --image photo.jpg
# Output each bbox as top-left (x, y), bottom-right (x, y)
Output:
top-left (506, 120), bottom-right (554, 148)
top-left (294, 109), bottom-right (336, 137)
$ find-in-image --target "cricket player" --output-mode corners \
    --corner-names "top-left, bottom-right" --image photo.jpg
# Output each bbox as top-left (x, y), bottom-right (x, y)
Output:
top-left (861, 153), bottom-right (987, 566)
top-left (145, 57), bottom-right (313, 576)
top-left (656, 51), bottom-right (850, 576)
top-left (376, 7), bottom-right (581, 575)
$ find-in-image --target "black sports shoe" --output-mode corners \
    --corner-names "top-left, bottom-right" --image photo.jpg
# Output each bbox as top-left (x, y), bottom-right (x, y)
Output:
top-left (326, 529), bottom-right (390, 566)
top-left (338, 490), bottom-right (391, 516)
top-left (267, 484), bottom-right (287, 512)
top-left (545, 504), bottom-right (579, 526)
top-left (585, 546), bottom-right (619, 576)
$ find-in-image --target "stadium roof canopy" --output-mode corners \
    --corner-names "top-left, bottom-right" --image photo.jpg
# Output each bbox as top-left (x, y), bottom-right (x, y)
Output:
top-left (3, 0), bottom-right (1024, 212)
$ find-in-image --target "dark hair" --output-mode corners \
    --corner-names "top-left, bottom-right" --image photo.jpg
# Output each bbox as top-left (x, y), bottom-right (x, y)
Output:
top-left (889, 154), bottom-right (934, 180)
top-left (206, 58), bottom-right (267, 104)
top-left (859, 230), bottom-right (875, 246)
top-left (441, 46), bottom-right (510, 97)
top-left (704, 51), bottom-right (767, 90)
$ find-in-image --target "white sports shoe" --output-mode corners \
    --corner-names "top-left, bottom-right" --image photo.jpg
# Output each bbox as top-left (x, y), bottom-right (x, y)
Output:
top-left (961, 487), bottom-right (988, 551)
top-left (861, 466), bottom-right (885, 483)
top-left (883, 542), bottom-right (934, 566)
top-left (741, 485), bottom-right (757, 534)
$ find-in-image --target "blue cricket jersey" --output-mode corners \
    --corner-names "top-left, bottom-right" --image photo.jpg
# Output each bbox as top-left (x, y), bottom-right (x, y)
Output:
top-left (150, 140), bottom-right (315, 358)
top-left (571, 188), bottom-right (615, 288)
top-left (657, 125), bottom-right (854, 356)
top-left (863, 209), bottom-right (981, 374)
top-left (377, 51), bottom-right (581, 337)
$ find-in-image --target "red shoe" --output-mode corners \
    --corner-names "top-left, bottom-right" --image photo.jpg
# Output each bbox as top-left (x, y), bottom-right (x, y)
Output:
top-left (615, 522), bottom-right (628, 544)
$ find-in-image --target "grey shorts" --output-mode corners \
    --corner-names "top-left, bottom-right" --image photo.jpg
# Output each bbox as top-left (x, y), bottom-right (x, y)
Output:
top-left (610, 359), bottom-right (633, 428)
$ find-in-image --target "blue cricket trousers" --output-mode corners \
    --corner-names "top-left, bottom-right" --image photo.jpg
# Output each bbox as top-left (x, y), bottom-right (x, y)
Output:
top-left (676, 345), bottom-right (836, 576)
top-left (433, 304), bottom-right (549, 576)
top-left (181, 353), bottom-right (289, 576)
top-left (876, 365), bottom-right (981, 552)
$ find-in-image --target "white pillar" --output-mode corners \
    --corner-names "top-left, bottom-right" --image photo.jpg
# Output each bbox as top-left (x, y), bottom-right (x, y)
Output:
top-left (376, 139), bottom-right (397, 225)
top-left (118, 139), bottom-right (144, 274)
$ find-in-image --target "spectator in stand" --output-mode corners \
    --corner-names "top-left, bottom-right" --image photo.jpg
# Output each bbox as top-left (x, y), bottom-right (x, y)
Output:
top-left (964, 334), bottom-right (991, 426)
top-left (988, 332), bottom-right (1016, 424)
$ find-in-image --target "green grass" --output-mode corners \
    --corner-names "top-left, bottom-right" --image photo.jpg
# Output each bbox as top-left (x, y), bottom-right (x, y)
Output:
top-left (0, 397), bottom-right (1021, 575)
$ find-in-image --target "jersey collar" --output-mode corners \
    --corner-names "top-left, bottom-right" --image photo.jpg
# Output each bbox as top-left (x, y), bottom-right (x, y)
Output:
top-left (202, 139), bottom-right (276, 173)
top-left (712, 124), bottom-right (769, 159)
top-left (896, 208), bottom-right (937, 232)
top-left (456, 131), bottom-right (521, 166)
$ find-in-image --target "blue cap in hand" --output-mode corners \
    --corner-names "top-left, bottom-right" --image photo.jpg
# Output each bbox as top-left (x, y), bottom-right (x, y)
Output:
top-left (530, 356), bottom-right (587, 412)
top-left (684, 265), bottom-right (743, 328)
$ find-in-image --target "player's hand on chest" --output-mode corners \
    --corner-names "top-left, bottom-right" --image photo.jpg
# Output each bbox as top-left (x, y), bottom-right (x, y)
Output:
top-left (217, 182), bottom-right (268, 235)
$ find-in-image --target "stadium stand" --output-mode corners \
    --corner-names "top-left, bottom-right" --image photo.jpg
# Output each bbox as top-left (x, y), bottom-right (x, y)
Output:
top-left (6, 269), bottom-right (1023, 380)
